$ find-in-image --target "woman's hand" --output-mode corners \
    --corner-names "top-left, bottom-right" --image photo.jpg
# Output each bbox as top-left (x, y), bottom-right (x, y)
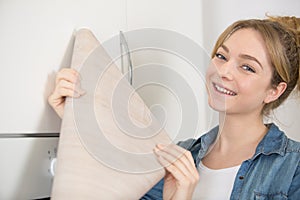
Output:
top-left (154, 144), bottom-right (199, 200)
top-left (48, 68), bottom-right (85, 118)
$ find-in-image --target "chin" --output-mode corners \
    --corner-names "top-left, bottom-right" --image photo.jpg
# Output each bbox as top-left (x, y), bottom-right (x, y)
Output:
top-left (207, 97), bottom-right (227, 112)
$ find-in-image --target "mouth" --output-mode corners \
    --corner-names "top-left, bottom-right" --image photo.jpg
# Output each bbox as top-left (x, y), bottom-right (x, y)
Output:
top-left (213, 83), bottom-right (237, 96)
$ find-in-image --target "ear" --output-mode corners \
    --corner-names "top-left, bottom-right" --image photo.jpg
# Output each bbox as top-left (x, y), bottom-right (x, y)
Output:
top-left (264, 82), bottom-right (287, 104)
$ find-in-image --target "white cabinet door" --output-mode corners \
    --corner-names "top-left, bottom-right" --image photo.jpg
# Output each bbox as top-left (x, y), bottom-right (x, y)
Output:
top-left (0, 0), bottom-right (126, 134)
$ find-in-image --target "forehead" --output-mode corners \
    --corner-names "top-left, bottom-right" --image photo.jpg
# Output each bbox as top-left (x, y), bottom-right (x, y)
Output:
top-left (222, 28), bottom-right (272, 69)
top-left (225, 28), bottom-right (266, 53)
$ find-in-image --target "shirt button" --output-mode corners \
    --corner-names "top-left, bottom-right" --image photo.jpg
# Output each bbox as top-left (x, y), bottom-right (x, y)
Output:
top-left (239, 176), bottom-right (244, 180)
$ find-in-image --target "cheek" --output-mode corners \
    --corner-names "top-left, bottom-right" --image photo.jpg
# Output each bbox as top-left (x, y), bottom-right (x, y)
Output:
top-left (239, 78), bottom-right (269, 94)
top-left (238, 80), bottom-right (270, 105)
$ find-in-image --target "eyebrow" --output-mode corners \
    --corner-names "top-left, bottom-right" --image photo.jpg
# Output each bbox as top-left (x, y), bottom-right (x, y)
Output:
top-left (220, 44), bottom-right (263, 69)
top-left (220, 44), bottom-right (229, 53)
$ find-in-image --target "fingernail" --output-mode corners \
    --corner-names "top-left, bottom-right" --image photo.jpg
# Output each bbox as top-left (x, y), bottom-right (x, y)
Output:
top-left (157, 144), bottom-right (166, 149)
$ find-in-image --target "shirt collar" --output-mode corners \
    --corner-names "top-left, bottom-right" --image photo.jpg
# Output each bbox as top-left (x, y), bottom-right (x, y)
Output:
top-left (252, 123), bottom-right (288, 159)
top-left (196, 123), bottom-right (288, 163)
top-left (194, 126), bottom-right (219, 164)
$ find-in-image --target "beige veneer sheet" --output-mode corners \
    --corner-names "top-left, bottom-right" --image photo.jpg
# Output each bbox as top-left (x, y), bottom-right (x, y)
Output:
top-left (51, 29), bottom-right (172, 199)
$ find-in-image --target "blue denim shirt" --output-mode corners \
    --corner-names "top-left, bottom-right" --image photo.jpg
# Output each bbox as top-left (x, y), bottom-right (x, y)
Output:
top-left (141, 123), bottom-right (300, 199)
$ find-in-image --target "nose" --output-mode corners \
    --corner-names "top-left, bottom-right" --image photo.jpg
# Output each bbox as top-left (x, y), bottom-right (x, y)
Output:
top-left (216, 61), bottom-right (234, 81)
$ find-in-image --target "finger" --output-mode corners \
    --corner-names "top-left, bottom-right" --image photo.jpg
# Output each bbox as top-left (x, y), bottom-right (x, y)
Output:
top-left (55, 68), bottom-right (80, 85)
top-left (59, 68), bottom-right (79, 76)
top-left (55, 80), bottom-right (81, 98)
top-left (57, 79), bottom-right (75, 92)
top-left (155, 150), bottom-right (187, 181)
top-left (154, 146), bottom-right (193, 178)
top-left (50, 87), bottom-right (77, 101)
top-left (57, 69), bottom-right (85, 95)
top-left (171, 145), bottom-right (198, 175)
top-left (156, 151), bottom-right (199, 189)
top-left (58, 79), bottom-right (85, 96)
top-left (157, 144), bottom-right (198, 175)
top-left (160, 144), bottom-right (197, 169)
top-left (59, 87), bottom-right (81, 98)
top-left (157, 143), bottom-right (186, 157)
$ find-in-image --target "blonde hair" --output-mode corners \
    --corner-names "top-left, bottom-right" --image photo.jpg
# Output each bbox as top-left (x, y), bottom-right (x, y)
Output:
top-left (211, 16), bottom-right (300, 115)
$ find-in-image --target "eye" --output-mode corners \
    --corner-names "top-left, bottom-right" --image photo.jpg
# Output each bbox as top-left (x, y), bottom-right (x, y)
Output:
top-left (242, 65), bottom-right (256, 73)
top-left (215, 53), bottom-right (227, 61)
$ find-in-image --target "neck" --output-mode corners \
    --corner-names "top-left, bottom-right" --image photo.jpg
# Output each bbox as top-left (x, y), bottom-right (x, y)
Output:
top-left (217, 111), bottom-right (268, 148)
top-left (202, 111), bottom-right (269, 169)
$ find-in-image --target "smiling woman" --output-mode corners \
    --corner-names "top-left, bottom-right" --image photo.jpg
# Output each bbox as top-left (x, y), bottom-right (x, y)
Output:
top-left (141, 16), bottom-right (300, 200)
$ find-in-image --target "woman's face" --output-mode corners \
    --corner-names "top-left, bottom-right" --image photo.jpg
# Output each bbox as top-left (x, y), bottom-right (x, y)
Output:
top-left (206, 28), bottom-right (275, 115)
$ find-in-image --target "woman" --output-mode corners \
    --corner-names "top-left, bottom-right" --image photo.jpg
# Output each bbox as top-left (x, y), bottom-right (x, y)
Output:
top-left (49, 16), bottom-right (300, 199)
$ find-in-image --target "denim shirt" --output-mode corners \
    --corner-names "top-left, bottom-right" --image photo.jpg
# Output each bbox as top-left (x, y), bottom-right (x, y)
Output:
top-left (141, 123), bottom-right (300, 200)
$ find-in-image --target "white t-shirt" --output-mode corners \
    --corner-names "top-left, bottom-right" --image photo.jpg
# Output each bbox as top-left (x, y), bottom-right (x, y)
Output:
top-left (192, 161), bottom-right (240, 200)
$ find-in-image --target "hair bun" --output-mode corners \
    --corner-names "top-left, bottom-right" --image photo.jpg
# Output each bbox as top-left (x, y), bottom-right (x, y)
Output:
top-left (268, 15), bottom-right (300, 47)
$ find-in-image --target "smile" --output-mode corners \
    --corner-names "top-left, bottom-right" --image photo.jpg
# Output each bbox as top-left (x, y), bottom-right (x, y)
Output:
top-left (213, 83), bottom-right (237, 96)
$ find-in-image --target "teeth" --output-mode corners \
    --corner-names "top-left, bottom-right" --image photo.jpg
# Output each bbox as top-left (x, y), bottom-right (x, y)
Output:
top-left (214, 84), bottom-right (236, 96)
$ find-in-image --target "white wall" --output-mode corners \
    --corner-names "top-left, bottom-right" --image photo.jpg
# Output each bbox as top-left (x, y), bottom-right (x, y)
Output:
top-left (202, 0), bottom-right (300, 53)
